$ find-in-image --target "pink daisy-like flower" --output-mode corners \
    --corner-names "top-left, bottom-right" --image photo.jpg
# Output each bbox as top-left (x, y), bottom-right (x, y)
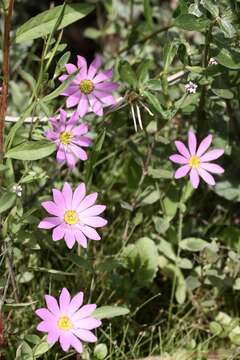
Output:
top-left (169, 131), bottom-right (224, 188)
top-left (36, 288), bottom-right (101, 353)
top-left (59, 55), bottom-right (119, 117)
top-left (44, 109), bottom-right (91, 169)
top-left (38, 182), bottom-right (107, 249)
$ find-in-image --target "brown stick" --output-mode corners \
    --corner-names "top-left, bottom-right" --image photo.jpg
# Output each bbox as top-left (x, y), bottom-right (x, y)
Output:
top-left (0, 0), bottom-right (14, 160)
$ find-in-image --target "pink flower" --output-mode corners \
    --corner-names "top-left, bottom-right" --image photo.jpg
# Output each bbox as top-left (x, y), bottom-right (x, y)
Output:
top-left (38, 182), bottom-right (107, 249)
top-left (36, 288), bottom-right (101, 353)
top-left (169, 131), bottom-right (224, 188)
top-left (44, 109), bottom-right (91, 169)
top-left (59, 55), bottom-right (119, 117)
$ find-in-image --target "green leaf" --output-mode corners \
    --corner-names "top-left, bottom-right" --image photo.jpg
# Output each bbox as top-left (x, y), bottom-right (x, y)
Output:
top-left (200, 0), bottom-right (219, 18)
top-left (92, 306), bottom-right (130, 319)
top-left (122, 237), bottom-right (158, 285)
top-left (119, 61), bottom-right (137, 88)
top-left (158, 238), bottom-right (176, 261)
top-left (214, 46), bottom-right (240, 70)
top-left (15, 4), bottom-right (94, 43)
top-left (214, 180), bottom-right (240, 202)
top-left (180, 238), bottom-right (209, 252)
top-left (144, 0), bottom-right (153, 29)
top-left (94, 343), bottom-right (108, 360)
top-left (33, 338), bottom-right (53, 358)
top-left (137, 60), bottom-right (152, 84)
top-left (163, 41), bottom-right (179, 72)
top-left (144, 91), bottom-right (169, 118)
top-left (0, 192), bottom-right (16, 214)
top-left (217, 17), bottom-right (236, 38)
top-left (174, 14), bottom-right (210, 31)
top-left (5, 141), bottom-right (56, 161)
top-left (42, 70), bottom-right (78, 102)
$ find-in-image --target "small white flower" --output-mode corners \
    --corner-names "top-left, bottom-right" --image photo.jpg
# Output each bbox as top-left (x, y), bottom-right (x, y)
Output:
top-left (185, 81), bottom-right (198, 94)
top-left (12, 184), bottom-right (22, 197)
top-left (208, 57), bottom-right (218, 66)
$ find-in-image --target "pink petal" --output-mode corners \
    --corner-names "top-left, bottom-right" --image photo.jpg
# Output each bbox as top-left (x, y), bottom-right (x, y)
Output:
top-left (198, 167), bottom-right (215, 185)
top-left (199, 149), bottom-right (224, 162)
top-left (66, 151), bottom-right (77, 169)
top-left (59, 109), bottom-right (67, 124)
top-left (65, 63), bottom-right (77, 74)
top-left (169, 154), bottom-right (188, 164)
top-left (62, 182), bottom-right (73, 208)
top-left (72, 183), bottom-right (86, 209)
top-left (82, 216), bottom-right (107, 228)
top-left (93, 69), bottom-right (113, 84)
top-left (67, 111), bottom-right (78, 126)
top-left (190, 168), bottom-right (200, 188)
top-left (89, 94), bottom-right (103, 116)
top-left (45, 295), bottom-right (60, 315)
top-left (59, 74), bottom-right (68, 82)
top-left (75, 231), bottom-right (88, 248)
top-left (174, 165), bottom-right (190, 179)
top-left (79, 225), bottom-right (101, 240)
top-left (68, 292), bottom-right (84, 316)
top-left (77, 94), bottom-right (89, 117)
top-left (79, 205), bottom-right (106, 217)
top-left (93, 90), bottom-right (116, 106)
top-left (61, 84), bottom-right (79, 97)
top-left (66, 92), bottom-right (81, 108)
top-left (64, 230), bottom-right (76, 249)
top-left (52, 189), bottom-right (66, 208)
top-left (72, 136), bottom-right (92, 148)
top-left (47, 330), bottom-right (60, 344)
top-left (52, 224), bottom-right (66, 241)
top-left (69, 144), bottom-right (88, 161)
top-left (36, 308), bottom-right (55, 321)
top-left (188, 131), bottom-right (197, 155)
top-left (74, 304), bottom-right (96, 319)
top-left (44, 130), bottom-right (58, 141)
top-left (38, 217), bottom-right (61, 229)
top-left (94, 82), bottom-right (119, 92)
top-left (59, 332), bottom-right (72, 352)
top-left (196, 134), bottom-right (212, 157)
top-left (77, 193), bottom-right (98, 212)
top-left (200, 163), bottom-right (224, 174)
top-left (42, 201), bottom-right (63, 217)
top-left (70, 335), bottom-right (83, 353)
top-left (175, 140), bottom-right (190, 158)
top-left (88, 55), bottom-right (101, 79)
top-left (56, 144), bottom-right (66, 163)
top-left (77, 56), bottom-right (88, 77)
top-left (72, 123), bottom-right (89, 136)
top-left (59, 288), bottom-right (71, 312)
top-left (37, 321), bottom-right (52, 332)
top-left (74, 329), bottom-right (97, 343)
top-left (75, 318), bottom-right (101, 330)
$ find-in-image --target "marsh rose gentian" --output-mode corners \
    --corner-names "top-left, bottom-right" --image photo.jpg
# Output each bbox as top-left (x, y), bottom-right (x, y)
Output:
top-left (169, 131), bottom-right (224, 188)
top-left (38, 182), bottom-right (107, 249)
top-left (36, 288), bottom-right (101, 353)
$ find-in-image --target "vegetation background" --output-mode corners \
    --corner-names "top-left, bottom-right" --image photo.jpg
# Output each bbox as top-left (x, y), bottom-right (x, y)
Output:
top-left (1, 0), bottom-right (240, 359)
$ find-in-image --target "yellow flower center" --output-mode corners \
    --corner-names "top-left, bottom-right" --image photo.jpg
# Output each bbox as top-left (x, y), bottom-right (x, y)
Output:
top-left (64, 210), bottom-right (79, 225)
top-left (60, 131), bottom-right (72, 145)
top-left (189, 155), bottom-right (200, 168)
top-left (79, 79), bottom-right (94, 94)
top-left (58, 315), bottom-right (72, 331)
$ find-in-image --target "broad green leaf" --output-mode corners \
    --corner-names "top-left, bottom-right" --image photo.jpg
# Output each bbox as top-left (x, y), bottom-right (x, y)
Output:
top-left (16, 342), bottom-right (33, 360)
top-left (5, 141), bottom-right (56, 161)
top-left (174, 14), bottom-right (210, 31)
top-left (122, 237), bottom-right (158, 284)
top-left (15, 4), bottom-right (94, 43)
top-left (214, 47), bottom-right (240, 70)
top-left (0, 192), bottom-right (16, 214)
top-left (214, 180), bottom-right (240, 202)
top-left (163, 186), bottom-right (179, 219)
top-left (158, 238), bottom-right (176, 261)
top-left (33, 338), bottom-right (53, 358)
top-left (229, 326), bottom-right (240, 345)
top-left (144, 91), bottom-right (169, 118)
top-left (180, 238), bottom-right (208, 252)
top-left (200, 0), bottom-right (219, 17)
top-left (94, 343), bottom-right (108, 360)
top-left (92, 306), bottom-right (130, 319)
top-left (166, 263), bottom-right (186, 304)
top-left (137, 60), bottom-right (152, 84)
top-left (217, 17), bottom-right (236, 38)
top-left (148, 167), bottom-right (173, 179)
top-left (163, 41), bottom-right (179, 72)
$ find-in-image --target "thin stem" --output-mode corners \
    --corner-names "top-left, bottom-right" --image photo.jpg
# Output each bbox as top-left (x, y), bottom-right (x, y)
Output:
top-left (0, 0), bottom-right (14, 161)
top-left (167, 209), bottom-right (183, 330)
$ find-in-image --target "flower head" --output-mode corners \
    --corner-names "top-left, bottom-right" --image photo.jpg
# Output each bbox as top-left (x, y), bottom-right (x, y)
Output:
top-left (44, 109), bottom-right (91, 169)
top-left (208, 57), bottom-right (218, 65)
top-left (38, 182), bottom-right (107, 249)
top-left (185, 81), bottom-right (198, 94)
top-left (169, 131), bottom-right (224, 188)
top-left (59, 55), bottom-right (119, 117)
top-left (12, 184), bottom-right (22, 197)
top-left (36, 288), bottom-right (101, 353)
